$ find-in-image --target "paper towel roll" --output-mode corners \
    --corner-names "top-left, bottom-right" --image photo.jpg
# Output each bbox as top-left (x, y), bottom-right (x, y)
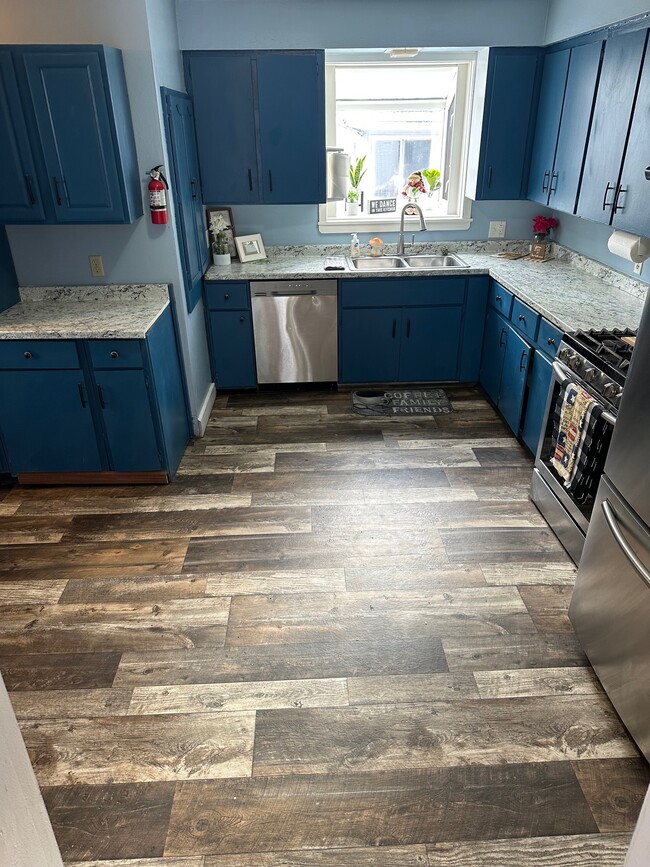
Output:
top-left (607, 230), bottom-right (650, 263)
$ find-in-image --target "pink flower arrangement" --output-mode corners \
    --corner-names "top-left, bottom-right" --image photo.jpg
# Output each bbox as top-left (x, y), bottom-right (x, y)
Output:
top-left (533, 215), bottom-right (559, 235)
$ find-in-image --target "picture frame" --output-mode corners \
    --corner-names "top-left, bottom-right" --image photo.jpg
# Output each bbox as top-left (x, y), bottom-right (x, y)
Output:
top-left (206, 207), bottom-right (238, 260)
top-left (235, 233), bottom-right (267, 263)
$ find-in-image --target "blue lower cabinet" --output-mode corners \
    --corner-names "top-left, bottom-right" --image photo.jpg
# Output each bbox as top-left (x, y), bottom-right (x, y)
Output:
top-left (399, 306), bottom-right (462, 381)
top-left (339, 307), bottom-right (401, 383)
top-left (209, 310), bottom-right (257, 389)
top-left (0, 369), bottom-right (102, 473)
top-left (480, 307), bottom-right (509, 404)
top-left (498, 324), bottom-right (530, 434)
top-left (521, 350), bottom-right (553, 454)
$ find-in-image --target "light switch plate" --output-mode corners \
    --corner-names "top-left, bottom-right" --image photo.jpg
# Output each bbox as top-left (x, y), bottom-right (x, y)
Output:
top-left (89, 255), bottom-right (104, 277)
top-left (489, 221), bottom-right (506, 238)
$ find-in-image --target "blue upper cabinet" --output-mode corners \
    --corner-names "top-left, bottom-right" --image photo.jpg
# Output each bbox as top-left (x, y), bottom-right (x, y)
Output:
top-left (186, 50), bottom-right (326, 205)
top-left (577, 28), bottom-right (648, 226)
top-left (613, 36), bottom-right (650, 237)
top-left (527, 49), bottom-right (570, 207)
top-left (475, 48), bottom-right (543, 200)
top-left (0, 45), bottom-right (142, 225)
top-left (0, 51), bottom-right (45, 222)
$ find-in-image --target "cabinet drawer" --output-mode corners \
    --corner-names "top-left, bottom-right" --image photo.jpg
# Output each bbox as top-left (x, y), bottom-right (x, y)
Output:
top-left (0, 340), bottom-right (79, 369)
top-left (488, 281), bottom-right (514, 317)
top-left (88, 340), bottom-right (144, 369)
top-left (537, 318), bottom-right (563, 357)
top-left (341, 278), bottom-right (466, 308)
top-left (204, 282), bottom-right (249, 310)
top-left (511, 298), bottom-right (540, 341)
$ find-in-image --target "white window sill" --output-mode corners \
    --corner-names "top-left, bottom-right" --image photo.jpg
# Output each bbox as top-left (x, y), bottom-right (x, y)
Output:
top-left (317, 215), bottom-right (473, 233)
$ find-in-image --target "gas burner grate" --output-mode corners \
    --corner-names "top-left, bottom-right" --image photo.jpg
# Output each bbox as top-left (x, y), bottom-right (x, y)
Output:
top-left (572, 328), bottom-right (636, 371)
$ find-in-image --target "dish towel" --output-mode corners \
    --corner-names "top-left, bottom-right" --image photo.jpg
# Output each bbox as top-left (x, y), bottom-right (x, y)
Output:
top-left (551, 381), bottom-right (613, 503)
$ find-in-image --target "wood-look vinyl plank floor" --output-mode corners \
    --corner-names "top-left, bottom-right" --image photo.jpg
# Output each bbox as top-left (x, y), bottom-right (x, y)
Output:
top-left (0, 388), bottom-right (645, 865)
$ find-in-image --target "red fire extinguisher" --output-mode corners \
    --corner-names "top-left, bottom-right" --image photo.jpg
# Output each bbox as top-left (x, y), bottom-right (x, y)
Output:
top-left (148, 165), bottom-right (168, 224)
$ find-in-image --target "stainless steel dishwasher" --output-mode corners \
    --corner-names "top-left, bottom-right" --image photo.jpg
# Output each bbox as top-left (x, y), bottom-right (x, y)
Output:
top-left (249, 280), bottom-right (338, 383)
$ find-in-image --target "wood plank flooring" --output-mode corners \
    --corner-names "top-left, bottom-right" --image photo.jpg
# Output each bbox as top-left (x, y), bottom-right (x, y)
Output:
top-left (0, 386), bottom-right (647, 865)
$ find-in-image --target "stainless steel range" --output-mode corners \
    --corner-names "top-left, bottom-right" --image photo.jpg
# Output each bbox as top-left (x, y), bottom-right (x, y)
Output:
top-left (530, 327), bottom-right (635, 564)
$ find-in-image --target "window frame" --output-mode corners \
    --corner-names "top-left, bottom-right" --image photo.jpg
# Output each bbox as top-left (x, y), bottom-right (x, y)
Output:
top-left (318, 51), bottom-right (477, 234)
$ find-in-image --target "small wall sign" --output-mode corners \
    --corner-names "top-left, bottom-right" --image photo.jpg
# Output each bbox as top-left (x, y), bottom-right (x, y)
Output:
top-left (368, 198), bottom-right (397, 215)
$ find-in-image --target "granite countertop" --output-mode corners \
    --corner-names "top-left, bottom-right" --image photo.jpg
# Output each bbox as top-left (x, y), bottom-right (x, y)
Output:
top-left (0, 284), bottom-right (170, 340)
top-left (205, 242), bottom-right (647, 333)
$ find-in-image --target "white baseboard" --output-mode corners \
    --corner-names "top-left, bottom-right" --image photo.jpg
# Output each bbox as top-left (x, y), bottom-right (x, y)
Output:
top-left (194, 381), bottom-right (216, 437)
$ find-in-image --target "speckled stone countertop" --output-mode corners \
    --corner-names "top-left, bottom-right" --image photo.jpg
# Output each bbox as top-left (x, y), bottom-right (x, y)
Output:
top-left (0, 284), bottom-right (170, 340)
top-left (205, 242), bottom-right (647, 333)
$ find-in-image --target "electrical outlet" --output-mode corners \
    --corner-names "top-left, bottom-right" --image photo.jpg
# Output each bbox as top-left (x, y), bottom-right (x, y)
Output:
top-left (634, 262), bottom-right (643, 276)
top-left (489, 221), bottom-right (506, 239)
top-left (89, 255), bottom-right (104, 277)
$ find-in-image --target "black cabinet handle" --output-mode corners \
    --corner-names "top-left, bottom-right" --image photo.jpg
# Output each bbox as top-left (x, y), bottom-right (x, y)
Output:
top-left (239, 315), bottom-right (245, 323)
top-left (98, 385), bottom-right (106, 409)
top-left (542, 170), bottom-right (550, 193)
top-left (23, 351), bottom-right (32, 360)
top-left (406, 319), bottom-right (411, 338)
top-left (248, 169), bottom-right (253, 192)
top-left (268, 170), bottom-right (273, 193)
top-left (53, 176), bottom-right (64, 206)
top-left (110, 351), bottom-right (118, 359)
top-left (519, 349), bottom-right (528, 372)
top-left (487, 166), bottom-right (493, 188)
top-left (518, 314), bottom-right (526, 323)
top-left (602, 181), bottom-right (615, 211)
top-left (78, 383), bottom-right (86, 408)
top-left (392, 319), bottom-right (397, 339)
top-left (613, 184), bottom-right (627, 213)
top-left (495, 294), bottom-right (502, 302)
top-left (550, 171), bottom-right (558, 193)
top-left (499, 328), bottom-right (507, 348)
top-left (190, 178), bottom-right (197, 200)
top-left (24, 174), bottom-right (36, 205)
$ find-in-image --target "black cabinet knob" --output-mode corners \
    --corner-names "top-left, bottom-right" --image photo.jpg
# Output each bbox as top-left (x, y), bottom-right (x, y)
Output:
top-left (110, 351), bottom-right (118, 359)
top-left (547, 338), bottom-right (555, 345)
top-left (495, 295), bottom-right (502, 302)
top-left (239, 315), bottom-right (245, 323)
top-left (518, 315), bottom-right (525, 322)
top-left (224, 293), bottom-right (230, 300)
top-left (23, 351), bottom-right (32, 359)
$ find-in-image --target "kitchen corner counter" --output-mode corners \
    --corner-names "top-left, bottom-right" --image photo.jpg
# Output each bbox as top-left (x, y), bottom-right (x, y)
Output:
top-left (204, 244), bottom-right (647, 333)
top-left (0, 284), bottom-right (170, 340)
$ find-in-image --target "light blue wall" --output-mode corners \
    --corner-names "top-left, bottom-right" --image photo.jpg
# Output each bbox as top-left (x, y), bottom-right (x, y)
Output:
top-left (177, 0), bottom-right (550, 49)
top-left (545, 0), bottom-right (650, 44)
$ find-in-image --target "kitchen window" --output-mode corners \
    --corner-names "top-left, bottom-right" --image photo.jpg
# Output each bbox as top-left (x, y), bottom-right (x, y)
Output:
top-left (319, 52), bottom-right (476, 233)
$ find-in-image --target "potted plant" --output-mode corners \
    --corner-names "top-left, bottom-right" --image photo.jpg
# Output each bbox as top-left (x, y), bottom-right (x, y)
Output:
top-left (347, 155), bottom-right (366, 216)
top-left (210, 213), bottom-right (231, 267)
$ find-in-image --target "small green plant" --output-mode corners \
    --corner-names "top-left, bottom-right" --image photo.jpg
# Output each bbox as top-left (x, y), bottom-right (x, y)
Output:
top-left (422, 167), bottom-right (441, 193)
top-left (348, 155), bottom-right (367, 202)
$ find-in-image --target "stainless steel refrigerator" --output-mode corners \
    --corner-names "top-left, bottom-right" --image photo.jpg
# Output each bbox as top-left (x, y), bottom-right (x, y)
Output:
top-left (569, 290), bottom-right (650, 761)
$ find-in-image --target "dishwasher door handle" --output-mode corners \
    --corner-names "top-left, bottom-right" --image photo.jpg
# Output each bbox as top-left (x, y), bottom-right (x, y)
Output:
top-left (270, 290), bottom-right (317, 297)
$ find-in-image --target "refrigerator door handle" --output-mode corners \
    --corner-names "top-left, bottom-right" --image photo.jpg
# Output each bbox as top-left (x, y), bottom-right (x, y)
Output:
top-left (602, 499), bottom-right (650, 589)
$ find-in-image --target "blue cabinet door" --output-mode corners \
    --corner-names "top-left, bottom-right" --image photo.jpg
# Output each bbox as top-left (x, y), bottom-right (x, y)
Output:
top-left (0, 228), bottom-right (19, 315)
top-left (339, 307), bottom-right (401, 383)
top-left (257, 53), bottom-right (325, 205)
top-left (480, 307), bottom-right (508, 404)
top-left (22, 50), bottom-right (126, 223)
top-left (0, 369), bottom-right (102, 473)
top-left (94, 369), bottom-right (163, 471)
top-left (164, 90), bottom-right (209, 314)
top-left (499, 324), bottom-right (530, 435)
top-left (522, 350), bottom-right (553, 455)
top-left (459, 276), bottom-right (489, 382)
top-left (550, 40), bottom-right (602, 214)
top-left (614, 35), bottom-right (650, 237)
top-left (527, 49), bottom-right (570, 206)
top-left (0, 52), bottom-right (45, 222)
top-left (398, 306), bottom-right (462, 382)
top-left (188, 54), bottom-right (259, 203)
top-left (209, 310), bottom-right (257, 389)
top-left (578, 29), bottom-right (647, 225)
top-left (478, 50), bottom-right (543, 200)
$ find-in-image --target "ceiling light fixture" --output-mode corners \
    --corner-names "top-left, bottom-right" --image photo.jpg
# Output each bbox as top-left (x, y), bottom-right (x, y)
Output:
top-left (386, 48), bottom-right (421, 59)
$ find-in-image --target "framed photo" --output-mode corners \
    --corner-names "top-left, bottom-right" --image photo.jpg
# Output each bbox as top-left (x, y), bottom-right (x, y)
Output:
top-left (206, 207), bottom-right (238, 260)
top-left (235, 233), bottom-right (267, 263)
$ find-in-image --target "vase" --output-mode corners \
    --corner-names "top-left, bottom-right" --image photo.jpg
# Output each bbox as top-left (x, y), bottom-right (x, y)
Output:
top-left (533, 232), bottom-right (549, 244)
top-left (213, 252), bottom-right (231, 267)
top-left (347, 201), bottom-right (360, 216)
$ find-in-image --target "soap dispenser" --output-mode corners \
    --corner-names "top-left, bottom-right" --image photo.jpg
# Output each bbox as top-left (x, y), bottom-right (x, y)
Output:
top-left (350, 233), bottom-right (360, 257)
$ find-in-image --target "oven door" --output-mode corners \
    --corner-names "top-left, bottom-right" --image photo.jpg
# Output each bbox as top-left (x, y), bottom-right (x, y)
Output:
top-left (534, 358), bottom-right (616, 535)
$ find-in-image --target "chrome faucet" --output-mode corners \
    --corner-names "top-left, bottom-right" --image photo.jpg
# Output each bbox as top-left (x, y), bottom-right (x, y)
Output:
top-left (396, 202), bottom-right (427, 255)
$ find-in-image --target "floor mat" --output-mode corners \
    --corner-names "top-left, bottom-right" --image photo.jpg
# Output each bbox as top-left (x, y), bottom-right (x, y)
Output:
top-left (352, 388), bottom-right (453, 416)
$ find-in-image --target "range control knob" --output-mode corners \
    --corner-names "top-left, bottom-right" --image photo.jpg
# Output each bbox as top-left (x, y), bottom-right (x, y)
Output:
top-left (558, 347), bottom-right (570, 362)
top-left (603, 381), bottom-right (617, 399)
top-left (583, 367), bottom-right (597, 383)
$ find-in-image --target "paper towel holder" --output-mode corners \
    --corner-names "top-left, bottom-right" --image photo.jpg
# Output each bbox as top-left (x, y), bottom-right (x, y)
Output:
top-left (645, 166), bottom-right (650, 180)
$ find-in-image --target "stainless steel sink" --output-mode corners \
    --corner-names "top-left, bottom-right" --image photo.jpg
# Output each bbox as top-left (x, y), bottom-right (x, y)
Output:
top-left (346, 253), bottom-right (467, 271)
top-left (401, 254), bottom-right (467, 268)
top-left (346, 256), bottom-right (406, 270)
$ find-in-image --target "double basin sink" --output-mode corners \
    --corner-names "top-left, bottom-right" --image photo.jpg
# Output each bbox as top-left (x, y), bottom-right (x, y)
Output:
top-left (346, 253), bottom-right (467, 271)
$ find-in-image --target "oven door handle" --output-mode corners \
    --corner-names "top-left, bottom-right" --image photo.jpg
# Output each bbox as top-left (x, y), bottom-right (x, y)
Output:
top-left (551, 360), bottom-right (616, 427)
top-left (602, 499), bottom-right (650, 589)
